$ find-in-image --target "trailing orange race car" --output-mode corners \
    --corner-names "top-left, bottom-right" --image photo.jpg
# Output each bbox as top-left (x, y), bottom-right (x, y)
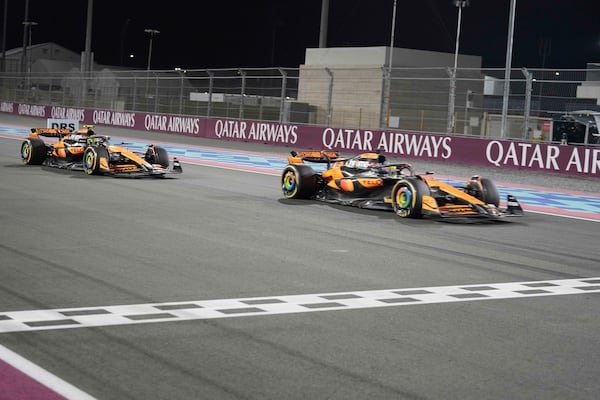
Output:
top-left (281, 150), bottom-right (524, 220)
top-left (21, 125), bottom-right (182, 177)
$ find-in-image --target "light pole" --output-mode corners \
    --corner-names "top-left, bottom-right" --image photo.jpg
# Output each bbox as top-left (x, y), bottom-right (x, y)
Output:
top-left (144, 28), bottom-right (160, 70)
top-left (319, 0), bottom-right (329, 48)
top-left (1, 0), bottom-right (8, 73)
top-left (381, 0), bottom-right (397, 129)
top-left (20, 0), bottom-right (29, 75)
top-left (500, 0), bottom-right (517, 138)
top-left (447, 0), bottom-right (469, 133)
top-left (22, 21), bottom-right (37, 87)
top-left (83, 0), bottom-right (93, 74)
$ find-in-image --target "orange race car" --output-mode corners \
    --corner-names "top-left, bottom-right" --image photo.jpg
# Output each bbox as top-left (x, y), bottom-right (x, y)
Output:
top-left (21, 125), bottom-right (182, 177)
top-left (281, 150), bottom-right (523, 220)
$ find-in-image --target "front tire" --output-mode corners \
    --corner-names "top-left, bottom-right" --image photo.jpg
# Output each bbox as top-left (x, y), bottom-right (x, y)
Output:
top-left (479, 178), bottom-right (500, 206)
top-left (146, 145), bottom-right (170, 168)
top-left (391, 178), bottom-right (430, 218)
top-left (281, 164), bottom-right (317, 199)
top-left (83, 146), bottom-right (109, 175)
top-left (21, 138), bottom-right (46, 165)
top-left (467, 176), bottom-right (500, 206)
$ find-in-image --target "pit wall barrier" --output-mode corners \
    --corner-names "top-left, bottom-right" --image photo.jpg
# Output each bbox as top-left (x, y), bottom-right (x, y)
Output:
top-left (2, 102), bottom-right (599, 178)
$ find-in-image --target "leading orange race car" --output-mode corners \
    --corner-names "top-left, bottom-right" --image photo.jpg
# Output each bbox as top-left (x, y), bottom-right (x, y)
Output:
top-left (281, 150), bottom-right (523, 220)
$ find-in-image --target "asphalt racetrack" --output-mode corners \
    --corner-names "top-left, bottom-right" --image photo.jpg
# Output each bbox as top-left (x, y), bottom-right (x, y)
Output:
top-left (1, 116), bottom-right (600, 399)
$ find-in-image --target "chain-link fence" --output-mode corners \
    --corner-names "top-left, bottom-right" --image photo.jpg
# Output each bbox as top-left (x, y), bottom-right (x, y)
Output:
top-left (1, 65), bottom-right (599, 144)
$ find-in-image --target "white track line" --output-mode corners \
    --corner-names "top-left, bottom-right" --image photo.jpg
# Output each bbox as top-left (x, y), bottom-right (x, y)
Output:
top-left (1, 277), bottom-right (600, 334)
top-left (0, 344), bottom-right (97, 399)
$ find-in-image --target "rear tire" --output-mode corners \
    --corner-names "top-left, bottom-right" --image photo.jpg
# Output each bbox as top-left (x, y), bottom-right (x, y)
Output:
top-left (281, 164), bottom-right (317, 199)
top-left (21, 138), bottom-right (46, 165)
top-left (391, 178), bottom-right (430, 218)
top-left (83, 146), bottom-right (109, 175)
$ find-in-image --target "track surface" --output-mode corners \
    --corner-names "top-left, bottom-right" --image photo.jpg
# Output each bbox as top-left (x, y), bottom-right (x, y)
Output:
top-left (1, 117), bottom-right (600, 399)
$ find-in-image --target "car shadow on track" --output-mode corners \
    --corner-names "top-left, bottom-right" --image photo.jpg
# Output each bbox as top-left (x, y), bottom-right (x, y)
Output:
top-left (277, 198), bottom-right (523, 226)
top-left (25, 165), bottom-right (179, 179)
top-left (7, 164), bottom-right (181, 180)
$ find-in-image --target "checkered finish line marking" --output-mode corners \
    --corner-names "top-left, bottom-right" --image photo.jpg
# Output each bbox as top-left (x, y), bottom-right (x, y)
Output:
top-left (1, 278), bottom-right (600, 333)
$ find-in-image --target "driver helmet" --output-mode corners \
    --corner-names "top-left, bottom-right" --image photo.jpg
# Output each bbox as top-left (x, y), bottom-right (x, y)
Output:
top-left (346, 154), bottom-right (387, 169)
top-left (362, 153), bottom-right (387, 168)
top-left (345, 158), bottom-right (369, 169)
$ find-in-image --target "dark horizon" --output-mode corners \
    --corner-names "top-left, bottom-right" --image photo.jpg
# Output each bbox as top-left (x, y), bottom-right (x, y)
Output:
top-left (2, 0), bottom-right (598, 70)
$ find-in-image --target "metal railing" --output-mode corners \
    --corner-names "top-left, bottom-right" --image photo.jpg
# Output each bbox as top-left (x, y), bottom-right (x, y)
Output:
top-left (1, 65), bottom-right (599, 144)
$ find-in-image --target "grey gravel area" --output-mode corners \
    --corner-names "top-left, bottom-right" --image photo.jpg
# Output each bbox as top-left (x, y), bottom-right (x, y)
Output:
top-left (3, 114), bottom-right (599, 194)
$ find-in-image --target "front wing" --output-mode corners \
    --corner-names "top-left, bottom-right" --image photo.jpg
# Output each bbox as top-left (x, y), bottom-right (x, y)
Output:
top-left (420, 194), bottom-right (524, 220)
top-left (313, 183), bottom-right (524, 221)
top-left (101, 158), bottom-right (183, 177)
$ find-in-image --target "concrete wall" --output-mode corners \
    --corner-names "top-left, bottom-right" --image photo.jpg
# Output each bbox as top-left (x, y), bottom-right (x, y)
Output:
top-left (304, 46), bottom-right (482, 69)
top-left (298, 47), bottom-right (484, 131)
top-left (298, 64), bottom-right (384, 129)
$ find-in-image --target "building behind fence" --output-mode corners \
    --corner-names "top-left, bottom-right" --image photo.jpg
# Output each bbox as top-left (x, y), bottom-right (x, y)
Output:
top-left (1, 43), bottom-right (599, 144)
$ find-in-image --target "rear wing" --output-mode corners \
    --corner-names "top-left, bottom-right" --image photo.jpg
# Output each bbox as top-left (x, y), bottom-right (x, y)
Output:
top-left (29, 128), bottom-right (71, 138)
top-left (287, 150), bottom-right (344, 166)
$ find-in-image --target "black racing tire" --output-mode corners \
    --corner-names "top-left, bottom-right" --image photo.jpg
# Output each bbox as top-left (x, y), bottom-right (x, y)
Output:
top-left (146, 145), bottom-right (170, 168)
top-left (281, 164), bottom-right (317, 199)
top-left (83, 145), bottom-right (109, 175)
top-left (391, 177), bottom-right (430, 218)
top-left (479, 177), bottom-right (500, 207)
top-left (21, 138), bottom-right (46, 165)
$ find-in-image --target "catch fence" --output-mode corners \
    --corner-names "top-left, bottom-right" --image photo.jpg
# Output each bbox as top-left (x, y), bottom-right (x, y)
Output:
top-left (1, 65), bottom-right (598, 144)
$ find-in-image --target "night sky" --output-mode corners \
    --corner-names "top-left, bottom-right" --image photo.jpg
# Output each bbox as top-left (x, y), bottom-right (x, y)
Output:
top-left (2, 0), bottom-right (599, 70)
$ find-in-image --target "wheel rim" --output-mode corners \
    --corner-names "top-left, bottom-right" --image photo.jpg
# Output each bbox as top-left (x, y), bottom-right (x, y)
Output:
top-left (394, 182), bottom-right (415, 217)
top-left (84, 149), bottom-right (96, 173)
top-left (21, 142), bottom-right (31, 163)
top-left (282, 170), bottom-right (297, 196)
top-left (395, 186), bottom-right (412, 209)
